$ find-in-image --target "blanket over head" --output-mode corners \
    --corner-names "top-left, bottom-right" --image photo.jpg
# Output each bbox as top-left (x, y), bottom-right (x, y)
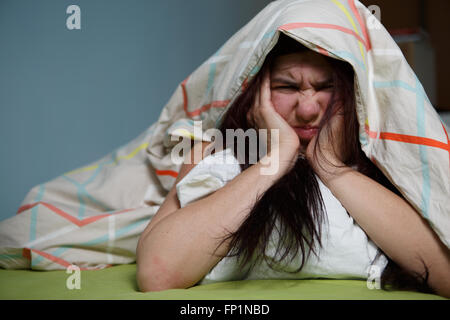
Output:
top-left (1, 0), bottom-right (448, 270)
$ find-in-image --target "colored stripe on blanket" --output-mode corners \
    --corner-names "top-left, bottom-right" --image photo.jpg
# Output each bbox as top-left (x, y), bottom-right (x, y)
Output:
top-left (364, 125), bottom-right (449, 152)
top-left (441, 122), bottom-right (450, 169)
top-left (348, 0), bottom-right (371, 50)
top-left (371, 78), bottom-right (446, 218)
top-left (62, 174), bottom-right (112, 220)
top-left (17, 202), bottom-right (134, 227)
top-left (30, 184), bottom-right (45, 242)
top-left (331, 50), bottom-right (366, 71)
top-left (155, 170), bottom-right (178, 178)
top-left (27, 248), bottom-right (110, 270)
top-left (415, 77), bottom-right (430, 218)
top-left (331, 0), bottom-right (366, 66)
top-left (28, 217), bottom-right (147, 267)
top-left (64, 142), bottom-right (149, 176)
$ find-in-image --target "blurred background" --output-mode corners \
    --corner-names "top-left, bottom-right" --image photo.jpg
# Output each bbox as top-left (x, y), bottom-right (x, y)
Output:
top-left (1, 0), bottom-right (449, 221)
top-left (360, 0), bottom-right (450, 113)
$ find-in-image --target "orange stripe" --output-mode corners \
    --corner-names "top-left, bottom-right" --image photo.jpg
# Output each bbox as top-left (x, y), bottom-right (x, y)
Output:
top-left (40, 202), bottom-right (85, 226)
top-left (155, 169), bottom-right (178, 178)
top-left (279, 22), bottom-right (368, 50)
top-left (185, 99), bottom-right (230, 118)
top-left (242, 78), bottom-right (249, 92)
top-left (441, 122), bottom-right (450, 168)
top-left (29, 248), bottom-right (108, 270)
top-left (365, 124), bottom-right (450, 152)
top-left (17, 202), bottom-right (134, 227)
top-left (180, 77), bottom-right (229, 117)
top-left (348, 0), bottom-right (372, 51)
top-left (22, 248), bottom-right (31, 260)
top-left (30, 248), bottom-right (72, 268)
top-left (181, 77), bottom-right (189, 114)
top-left (17, 202), bottom-right (38, 214)
top-left (79, 208), bottom-right (134, 226)
top-left (316, 45), bottom-right (329, 56)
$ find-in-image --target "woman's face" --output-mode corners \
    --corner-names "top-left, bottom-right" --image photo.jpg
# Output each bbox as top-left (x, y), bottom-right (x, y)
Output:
top-left (270, 51), bottom-right (334, 150)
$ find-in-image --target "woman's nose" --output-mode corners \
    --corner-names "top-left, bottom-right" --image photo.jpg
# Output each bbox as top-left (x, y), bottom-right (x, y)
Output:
top-left (295, 92), bottom-right (321, 123)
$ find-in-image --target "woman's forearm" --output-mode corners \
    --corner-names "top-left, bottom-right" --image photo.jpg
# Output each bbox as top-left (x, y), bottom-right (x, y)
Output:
top-left (318, 165), bottom-right (450, 297)
top-left (137, 147), bottom-right (297, 291)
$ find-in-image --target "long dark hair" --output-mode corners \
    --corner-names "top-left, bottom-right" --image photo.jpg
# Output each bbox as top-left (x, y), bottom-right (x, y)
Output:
top-left (214, 34), bottom-right (432, 293)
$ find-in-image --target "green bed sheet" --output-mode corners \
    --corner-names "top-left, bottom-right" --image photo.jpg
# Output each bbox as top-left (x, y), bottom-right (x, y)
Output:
top-left (0, 264), bottom-right (446, 300)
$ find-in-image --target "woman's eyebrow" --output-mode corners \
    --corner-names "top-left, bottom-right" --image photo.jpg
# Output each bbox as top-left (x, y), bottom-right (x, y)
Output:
top-left (270, 76), bottom-right (298, 86)
top-left (310, 78), bottom-right (333, 87)
top-left (271, 76), bottom-right (332, 87)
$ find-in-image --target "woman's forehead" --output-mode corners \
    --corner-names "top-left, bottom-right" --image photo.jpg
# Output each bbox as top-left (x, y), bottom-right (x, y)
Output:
top-left (271, 51), bottom-right (333, 76)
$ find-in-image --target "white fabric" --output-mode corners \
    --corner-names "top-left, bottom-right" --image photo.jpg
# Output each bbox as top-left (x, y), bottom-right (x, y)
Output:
top-left (176, 149), bottom-right (388, 283)
top-left (176, 148), bottom-right (241, 208)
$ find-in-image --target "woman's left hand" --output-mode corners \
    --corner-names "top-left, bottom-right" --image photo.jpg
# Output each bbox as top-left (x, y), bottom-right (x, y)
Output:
top-left (305, 111), bottom-right (346, 179)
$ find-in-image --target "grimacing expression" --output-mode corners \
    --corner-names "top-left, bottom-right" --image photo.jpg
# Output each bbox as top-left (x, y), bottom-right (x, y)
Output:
top-left (270, 51), bottom-right (334, 150)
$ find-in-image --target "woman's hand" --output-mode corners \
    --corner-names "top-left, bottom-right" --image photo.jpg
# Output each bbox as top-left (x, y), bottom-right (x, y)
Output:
top-left (246, 71), bottom-right (300, 154)
top-left (306, 111), bottom-right (347, 180)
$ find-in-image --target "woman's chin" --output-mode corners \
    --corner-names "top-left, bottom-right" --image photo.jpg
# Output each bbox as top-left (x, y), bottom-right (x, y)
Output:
top-left (299, 137), bottom-right (310, 149)
top-left (299, 140), bottom-right (308, 155)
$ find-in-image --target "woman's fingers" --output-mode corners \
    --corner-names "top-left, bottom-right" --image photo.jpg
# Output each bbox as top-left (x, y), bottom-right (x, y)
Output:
top-left (306, 112), bottom-right (345, 169)
top-left (260, 71), bottom-right (271, 108)
top-left (245, 70), bottom-right (300, 154)
top-left (329, 113), bottom-right (345, 160)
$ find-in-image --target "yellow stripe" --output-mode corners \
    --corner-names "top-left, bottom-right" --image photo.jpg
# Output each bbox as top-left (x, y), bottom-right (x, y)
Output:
top-left (116, 142), bottom-right (149, 161)
top-left (65, 164), bottom-right (100, 175)
top-left (172, 128), bottom-right (195, 140)
top-left (64, 142), bottom-right (149, 175)
top-left (331, 0), bottom-right (366, 66)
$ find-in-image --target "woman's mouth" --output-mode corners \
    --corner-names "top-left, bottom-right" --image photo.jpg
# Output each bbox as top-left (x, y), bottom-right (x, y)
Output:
top-left (293, 126), bottom-right (318, 141)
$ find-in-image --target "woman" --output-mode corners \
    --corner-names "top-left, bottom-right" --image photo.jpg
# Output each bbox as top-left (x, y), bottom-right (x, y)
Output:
top-left (136, 34), bottom-right (450, 297)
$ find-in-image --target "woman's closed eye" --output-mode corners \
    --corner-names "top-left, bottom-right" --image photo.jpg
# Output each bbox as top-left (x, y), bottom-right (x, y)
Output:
top-left (272, 85), bottom-right (298, 91)
top-left (316, 82), bottom-right (334, 91)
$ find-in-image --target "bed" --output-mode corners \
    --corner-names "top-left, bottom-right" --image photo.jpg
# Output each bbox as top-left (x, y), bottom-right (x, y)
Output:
top-left (0, 263), bottom-right (445, 300)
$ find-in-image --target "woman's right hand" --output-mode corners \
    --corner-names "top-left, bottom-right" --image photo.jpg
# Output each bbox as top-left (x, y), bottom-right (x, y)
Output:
top-left (246, 70), bottom-right (300, 156)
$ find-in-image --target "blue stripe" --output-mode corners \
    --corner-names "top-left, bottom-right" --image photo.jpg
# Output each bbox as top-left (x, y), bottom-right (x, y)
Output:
top-left (80, 234), bottom-right (110, 247)
top-left (263, 30), bottom-right (276, 39)
top-left (81, 187), bottom-right (112, 211)
top-left (31, 246), bottom-right (71, 267)
top-left (115, 218), bottom-right (148, 238)
top-left (373, 80), bottom-right (416, 93)
top-left (31, 218), bottom-right (147, 267)
top-left (415, 77), bottom-right (430, 218)
top-left (331, 50), bottom-right (366, 71)
top-left (30, 184), bottom-right (46, 242)
top-left (373, 78), bottom-right (431, 218)
top-left (62, 161), bottom-right (113, 220)
top-left (0, 254), bottom-right (23, 260)
top-left (359, 133), bottom-right (368, 146)
top-left (79, 218), bottom-right (148, 247)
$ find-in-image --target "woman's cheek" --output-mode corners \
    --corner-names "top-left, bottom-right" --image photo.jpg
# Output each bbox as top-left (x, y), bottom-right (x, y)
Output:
top-left (319, 91), bottom-right (334, 109)
top-left (271, 92), bottom-right (292, 120)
